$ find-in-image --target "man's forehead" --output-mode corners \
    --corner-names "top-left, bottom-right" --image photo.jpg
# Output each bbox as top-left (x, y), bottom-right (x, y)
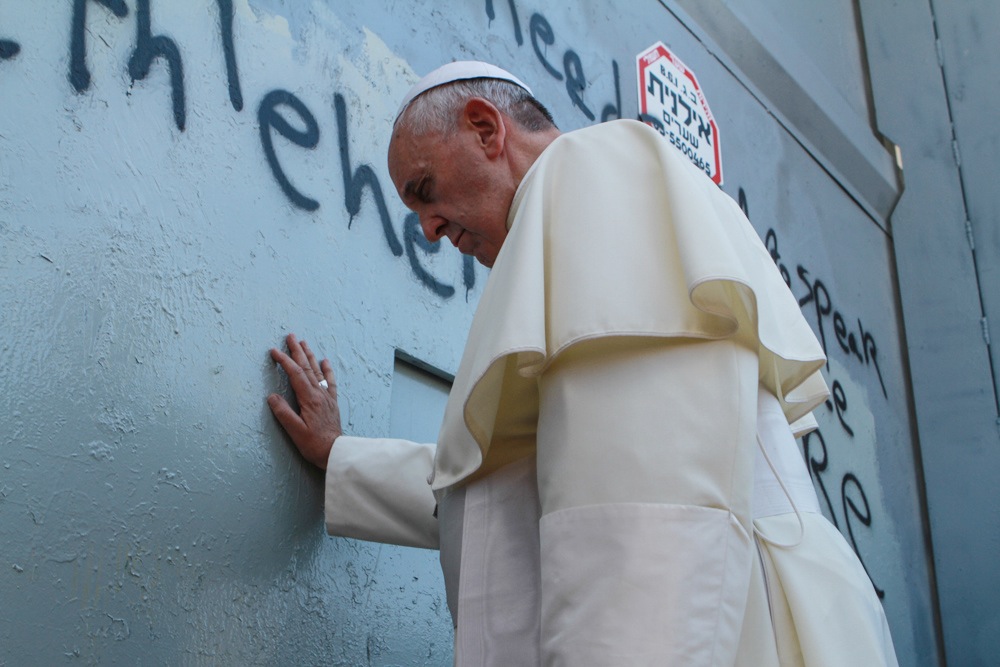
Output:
top-left (398, 148), bottom-right (427, 187)
top-left (388, 129), bottom-right (426, 174)
top-left (388, 133), bottom-right (432, 197)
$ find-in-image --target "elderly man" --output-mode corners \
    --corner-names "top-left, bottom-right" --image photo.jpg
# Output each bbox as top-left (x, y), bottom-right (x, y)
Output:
top-left (267, 62), bottom-right (897, 666)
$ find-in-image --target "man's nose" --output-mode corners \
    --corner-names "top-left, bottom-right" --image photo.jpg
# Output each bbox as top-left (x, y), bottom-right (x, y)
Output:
top-left (419, 213), bottom-right (447, 243)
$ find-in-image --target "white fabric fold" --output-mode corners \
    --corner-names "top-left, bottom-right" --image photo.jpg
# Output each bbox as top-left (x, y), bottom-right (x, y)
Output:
top-left (754, 387), bottom-right (821, 519)
top-left (755, 513), bottom-right (900, 667)
top-left (453, 456), bottom-right (541, 666)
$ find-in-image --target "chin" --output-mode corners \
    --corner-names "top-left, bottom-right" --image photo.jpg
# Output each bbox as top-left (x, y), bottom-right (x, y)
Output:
top-left (474, 250), bottom-right (496, 268)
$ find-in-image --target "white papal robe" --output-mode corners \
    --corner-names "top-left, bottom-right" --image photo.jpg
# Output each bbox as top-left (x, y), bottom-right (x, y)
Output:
top-left (324, 120), bottom-right (897, 666)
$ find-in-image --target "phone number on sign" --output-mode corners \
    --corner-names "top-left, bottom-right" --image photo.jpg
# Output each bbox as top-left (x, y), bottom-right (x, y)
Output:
top-left (663, 129), bottom-right (711, 176)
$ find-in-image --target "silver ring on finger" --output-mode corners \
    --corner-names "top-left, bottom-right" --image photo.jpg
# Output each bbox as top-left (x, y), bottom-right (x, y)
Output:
top-left (318, 379), bottom-right (329, 389)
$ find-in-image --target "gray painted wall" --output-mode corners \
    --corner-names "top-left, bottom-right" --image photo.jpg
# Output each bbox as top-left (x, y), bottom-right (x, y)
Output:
top-left (3, 0), bottom-right (993, 665)
top-left (859, 1), bottom-right (1000, 665)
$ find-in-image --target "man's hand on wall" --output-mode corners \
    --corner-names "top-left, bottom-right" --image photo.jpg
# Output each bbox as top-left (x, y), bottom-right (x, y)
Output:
top-left (267, 333), bottom-right (343, 470)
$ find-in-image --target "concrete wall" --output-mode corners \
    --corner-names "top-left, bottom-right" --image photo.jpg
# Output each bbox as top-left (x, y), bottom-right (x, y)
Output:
top-left (4, 0), bottom-right (991, 664)
top-left (1, 2), bottom-right (470, 664)
top-left (859, 1), bottom-right (1000, 664)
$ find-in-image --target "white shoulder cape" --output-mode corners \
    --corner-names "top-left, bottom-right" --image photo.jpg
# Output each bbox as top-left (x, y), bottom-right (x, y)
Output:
top-left (433, 120), bottom-right (828, 491)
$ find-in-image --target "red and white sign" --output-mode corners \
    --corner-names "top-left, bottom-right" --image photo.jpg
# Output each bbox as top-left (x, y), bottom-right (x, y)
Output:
top-left (637, 42), bottom-right (723, 185)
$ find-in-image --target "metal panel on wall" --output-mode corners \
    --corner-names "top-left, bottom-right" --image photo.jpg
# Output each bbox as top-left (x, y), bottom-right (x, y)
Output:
top-left (0, 1), bottom-right (938, 664)
top-left (859, 0), bottom-right (1000, 664)
top-left (933, 0), bottom-right (1000, 402)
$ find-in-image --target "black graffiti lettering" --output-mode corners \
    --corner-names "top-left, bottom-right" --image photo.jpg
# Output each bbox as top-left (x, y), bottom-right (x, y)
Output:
top-left (753, 200), bottom-right (887, 599)
top-left (795, 265), bottom-right (812, 307)
top-left (563, 50), bottom-right (593, 120)
top-left (803, 429), bottom-right (888, 599)
top-left (529, 13), bottom-right (561, 81)
top-left (770, 245), bottom-right (785, 284)
top-left (799, 271), bottom-right (832, 360)
top-left (489, 4), bottom-right (616, 124)
top-left (841, 474), bottom-right (886, 598)
top-left (404, 213), bottom-right (455, 299)
top-left (829, 304), bottom-right (886, 391)
top-left (485, 0), bottom-right (522, 46)
top-left (69, 0), bottom-right (128, 92)
top-left (0, 7), bottom-right (21, 62)
top-left (258, 89), bottom-right (320, 212)
top-left (600, 60), bottom-right (620, 122)
top-left (833, 311), bottom-right (850, 354)
top-left (0, 38), bottom-right (19, 60)
top-left (463, 256), bottom-right (476, 300)
top-left (214, 0), bottom-right (242, 111)
top-left (637, 113), bottom-right (664, 135)
top-left (801, 429), bottom-right (838, 529)
top-left (739, 188), bottom-right (751, 218)
top-left (258, 92), bottom-right (471, 293)
top-left (862, 327), bottom-right (888, 398)
top-left (334, 93), bottom-right (402, 256)
top-left (831, 309), bottom-right (888, 399)
top-left (58, 0), bottom-right (480, 298)
top-left (763, 227), bottom-right (792, 288)
top-left (128, 0), bottom-right (186, 130)
top-left (764, 225), bottom-right (889, 395)
top-left (815, 279), bottom-right (833, 360)
top-left (831, 379), bottom-right (854, 436)
top-left (846, 322), bottom-right (863, 363)
top-left (71, 1), bottom-right (235, 121)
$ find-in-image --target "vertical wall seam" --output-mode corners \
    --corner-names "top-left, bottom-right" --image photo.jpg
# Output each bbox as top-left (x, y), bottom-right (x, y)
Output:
top-left (926, 0), bottom-right (1000, 420)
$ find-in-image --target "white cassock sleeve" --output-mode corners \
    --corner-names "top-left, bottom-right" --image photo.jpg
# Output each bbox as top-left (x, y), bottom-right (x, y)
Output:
top-left (324, 436), bottom-right (439, 550)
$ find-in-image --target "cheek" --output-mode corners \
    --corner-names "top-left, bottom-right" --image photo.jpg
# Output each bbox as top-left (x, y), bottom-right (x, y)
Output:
top-left (484, 218), bottom-right (509, 249)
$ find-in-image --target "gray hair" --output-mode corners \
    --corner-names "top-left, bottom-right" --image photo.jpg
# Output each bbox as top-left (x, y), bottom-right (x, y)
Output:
top-left (395, 78), bottom-right (556, 136)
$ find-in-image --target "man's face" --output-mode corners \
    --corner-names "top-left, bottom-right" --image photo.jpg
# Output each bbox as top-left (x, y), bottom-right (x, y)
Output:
top-left (388, 123), bottom-right (514, 268)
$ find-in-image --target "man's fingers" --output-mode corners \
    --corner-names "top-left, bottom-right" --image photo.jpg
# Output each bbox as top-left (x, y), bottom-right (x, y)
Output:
top-left (267, 393), bottom-right (306, 438)
top-left (270, 346), bottom-right (293, 369)
top-left (286, 333), bottom-right (315, 380)
top-left (270, 347), bottom-right (302, 381)
top-left (320, 358), bottom-right (337, 397)
top-left (271, 347), bottom-right (315, 397)
top-left (268, 334), bottom-right (342, 471)
top-left (300, 340), bottom-right (324, 379)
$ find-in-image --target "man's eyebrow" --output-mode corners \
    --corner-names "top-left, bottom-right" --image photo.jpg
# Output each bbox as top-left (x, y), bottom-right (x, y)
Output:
top-left (403, 175), bottom-right (430, 203)
top-left (402, 179), bottom-right (418, 201)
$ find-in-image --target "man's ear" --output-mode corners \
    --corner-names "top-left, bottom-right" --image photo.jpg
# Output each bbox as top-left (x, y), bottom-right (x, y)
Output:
top-left (463, 98), bottom-right (506, 159)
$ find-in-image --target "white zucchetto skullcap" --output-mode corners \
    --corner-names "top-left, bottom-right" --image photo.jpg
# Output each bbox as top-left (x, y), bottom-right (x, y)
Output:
top-left (395, 61), bottom-right (532, 121)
